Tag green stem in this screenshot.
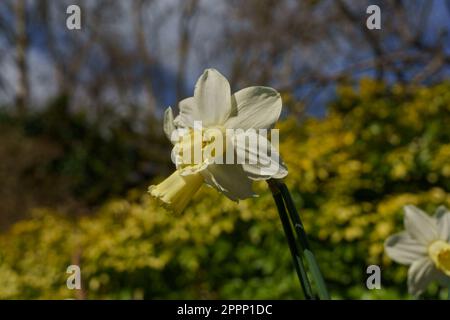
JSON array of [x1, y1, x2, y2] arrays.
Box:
[[273, 179, 331, 300], [280, 182, 330, 299], [269, 181, 315, 300]]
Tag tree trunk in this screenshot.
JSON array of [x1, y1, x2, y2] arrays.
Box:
[[14, 0, 29, 115]]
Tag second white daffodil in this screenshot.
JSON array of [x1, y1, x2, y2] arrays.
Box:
[[385, 205, 450, 296]]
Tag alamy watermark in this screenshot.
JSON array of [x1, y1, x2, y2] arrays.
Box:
[[65, 4, 380, 31], [366, 5, 381, 30], [169, 121, 282, 176], [66, 5, 81, 30], [366, 265, 381, 290], [66, 264, 81, 290]]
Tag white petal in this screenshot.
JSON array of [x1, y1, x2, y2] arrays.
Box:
[[434, 206, 450, 242], [407, 258, 436, 297], [194, 69, 232, 126], [174, 97, 197, 128], [200, 164, 256, 201], [384, 232, 426, 265], [404, 205, 438, 245], [225, 86, 282, 130], [163, 107, 175, 141], [233, 132, 288, 180]]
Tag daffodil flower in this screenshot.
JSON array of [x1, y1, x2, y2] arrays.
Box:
[[149, 68, 288, 214], [384, 205, 450, 296]]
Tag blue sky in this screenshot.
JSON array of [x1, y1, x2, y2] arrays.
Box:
[[0, 0, 449, 116]]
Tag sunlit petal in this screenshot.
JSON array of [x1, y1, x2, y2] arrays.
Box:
[[225, 86, 282, 130], [174, 97, 197, 128], [233, 132, 288, 180], [164, 107, 175, 141], [384, 232, 426, 265], [435, 206, 450, 242], [201, 164, 256, 201], [404, 205, 438, 245], [194, 69, 232, 126], [407, 258, 437, 297]]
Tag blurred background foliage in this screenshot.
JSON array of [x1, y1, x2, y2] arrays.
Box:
[[0, 96, 171, 227], [1, 0, 450, 299], [1, 79, 449, 299]]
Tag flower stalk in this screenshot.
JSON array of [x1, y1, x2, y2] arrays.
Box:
[[268, 179, 330, 300], [270, 182, 314, 299]]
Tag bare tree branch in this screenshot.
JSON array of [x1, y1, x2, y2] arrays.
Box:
[[14, 0, 29, 114]]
